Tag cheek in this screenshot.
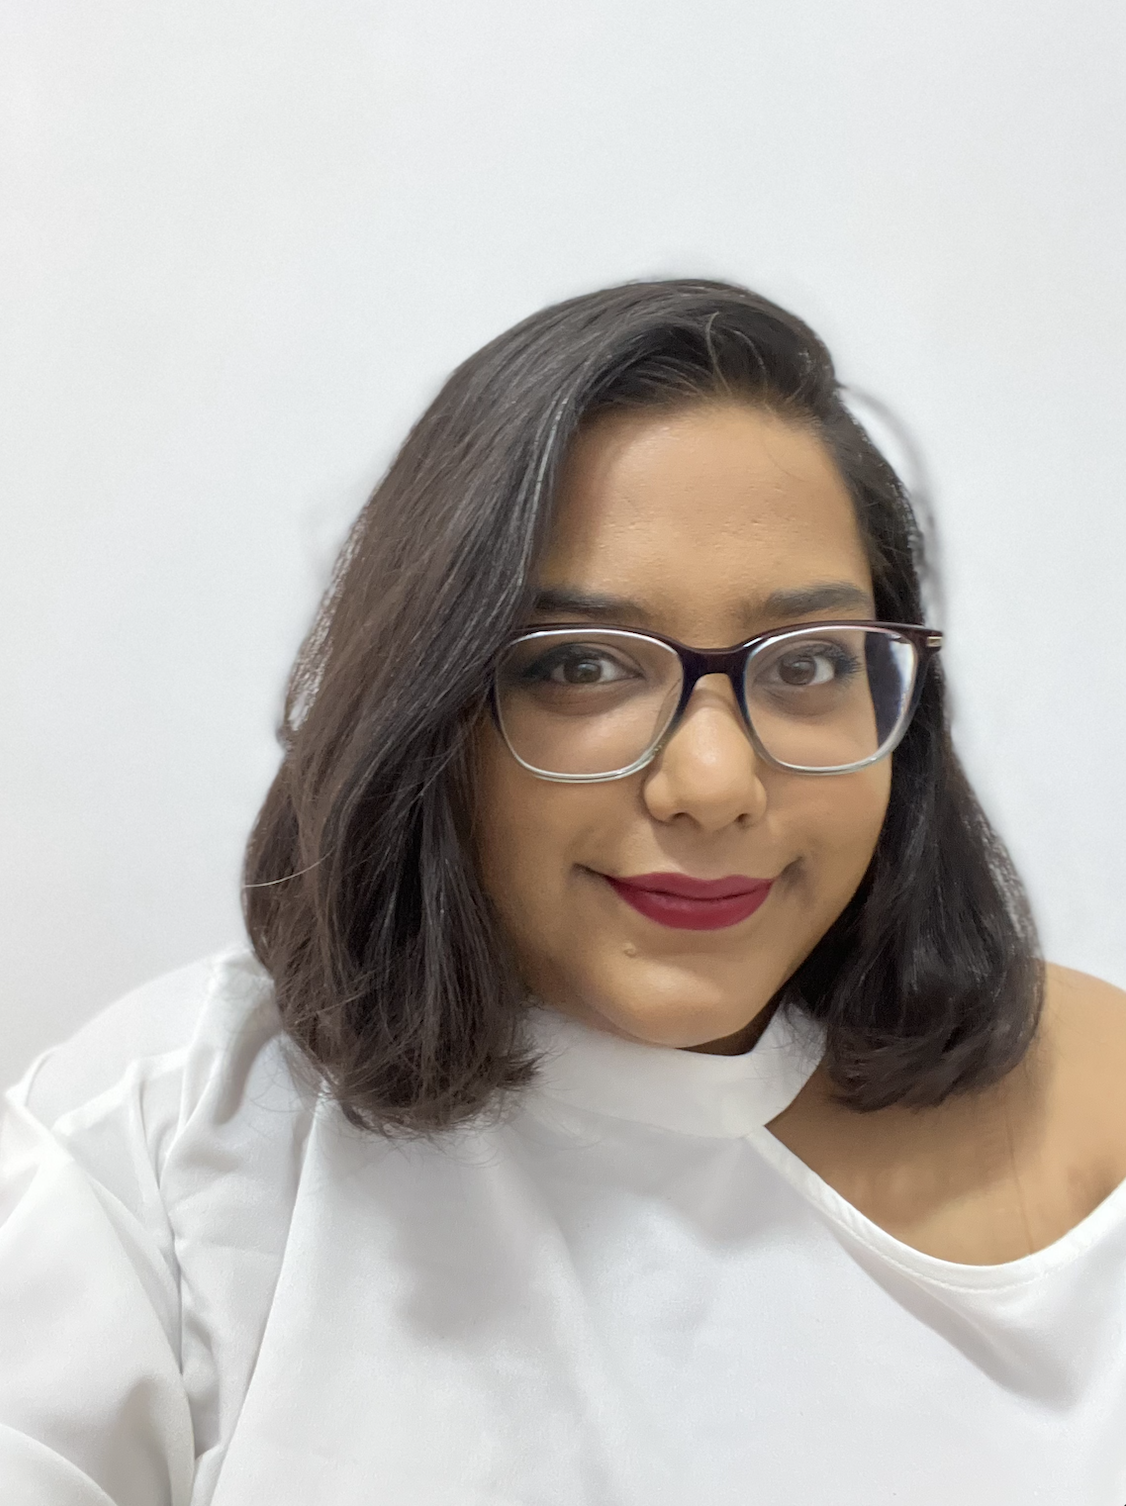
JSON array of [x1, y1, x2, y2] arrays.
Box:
[[471, 725, 601, 942], [795, 762, 891, 887]]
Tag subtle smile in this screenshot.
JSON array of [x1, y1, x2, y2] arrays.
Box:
[[600, 871, 775, 931]]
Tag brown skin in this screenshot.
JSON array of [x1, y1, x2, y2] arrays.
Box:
[[474, 402, 1126, 1263], [476, 403, 890, 1055]]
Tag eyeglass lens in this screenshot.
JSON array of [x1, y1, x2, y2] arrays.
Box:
[[495, 627, 918, 779]]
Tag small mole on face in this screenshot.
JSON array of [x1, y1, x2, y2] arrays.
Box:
[[623, 943, 638, 958]]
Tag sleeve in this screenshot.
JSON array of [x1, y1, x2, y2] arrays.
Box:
[[0, 1089, 196, 1506]]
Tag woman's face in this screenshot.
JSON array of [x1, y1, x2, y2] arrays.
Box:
[[473, 402, 890, 1054]]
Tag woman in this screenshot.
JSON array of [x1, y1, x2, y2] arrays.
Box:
[[3, 280, 1125, 1505]]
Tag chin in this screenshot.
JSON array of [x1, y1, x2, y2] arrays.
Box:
[[580, 964, 776, 1051]]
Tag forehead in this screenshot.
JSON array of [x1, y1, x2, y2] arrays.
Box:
[[540, 403, 873, 638]]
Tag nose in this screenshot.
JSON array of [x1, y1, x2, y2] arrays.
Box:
[[641, 673, 769, 830]]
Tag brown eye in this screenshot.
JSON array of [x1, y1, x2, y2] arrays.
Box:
[[559, 655, 609, 684], [521, 645, 640, 687], [776, 652, 823, 686]]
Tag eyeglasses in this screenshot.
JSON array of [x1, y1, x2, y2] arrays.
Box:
[[491, 620, 942, 782]]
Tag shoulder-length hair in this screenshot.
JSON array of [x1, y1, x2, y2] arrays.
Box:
[[243, 278, 1042, 1137]]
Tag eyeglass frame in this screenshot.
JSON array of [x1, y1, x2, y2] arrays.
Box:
[[490, 619, 944, 783]]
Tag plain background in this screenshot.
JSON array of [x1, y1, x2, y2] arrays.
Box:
[[3, 1, 1124, 1089]]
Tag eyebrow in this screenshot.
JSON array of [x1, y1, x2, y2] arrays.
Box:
[[756, 582, 875, 618], [531, 581, 874, 626], [532, 588, 654, 622]]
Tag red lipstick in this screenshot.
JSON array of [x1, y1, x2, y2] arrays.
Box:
[[602, 871, 774, 931]]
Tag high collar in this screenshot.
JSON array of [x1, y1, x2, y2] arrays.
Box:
[[525, 1002, 825, 1139]]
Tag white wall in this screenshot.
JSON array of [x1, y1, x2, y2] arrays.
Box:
[[3, 0, 1124, 1088]]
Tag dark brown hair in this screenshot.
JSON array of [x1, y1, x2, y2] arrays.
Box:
[[243, 278, 1042, 1136]]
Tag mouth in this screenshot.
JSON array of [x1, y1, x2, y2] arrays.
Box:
[[599, 871, 775, 931]]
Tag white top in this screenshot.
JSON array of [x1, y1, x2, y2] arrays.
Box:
[[2, 948, 1125, 1505]]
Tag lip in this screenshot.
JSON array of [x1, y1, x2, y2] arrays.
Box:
[[601, 871, 775, 931]]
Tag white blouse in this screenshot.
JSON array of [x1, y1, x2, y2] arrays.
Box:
[[2, 948, 1124, 1504]]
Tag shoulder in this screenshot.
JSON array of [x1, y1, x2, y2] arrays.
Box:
[[1040, 962, 1126, 1078], [13, 946, 280, 1128], [1036, 962, 1126, 1194], [767, 962, 1126, 1262], [1043, 960, 1126, 1025]]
